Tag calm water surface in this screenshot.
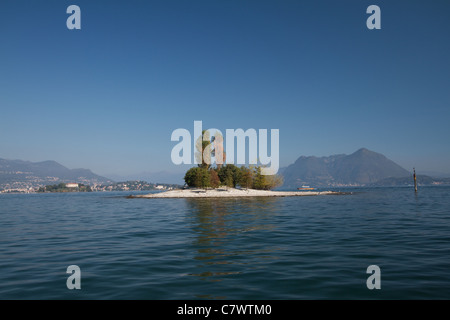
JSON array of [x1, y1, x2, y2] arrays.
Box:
[[1, 186, 449, 299]]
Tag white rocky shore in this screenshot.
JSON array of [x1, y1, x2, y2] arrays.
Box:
[[129, 187, 347, 198]]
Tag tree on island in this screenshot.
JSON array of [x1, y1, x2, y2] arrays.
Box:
[[252, 166, 266, 190], [184, 167, 211, 190], [184, 167, 202, 188], [199, 168, 211, 190], [218, 164, 241, 188], [183, 164, 283, 190], [195, 129, 227, 170], [240, 166, 253, 190], [260, 170, 283, 190], [209, 169, 221, 189], [184, 129, 282, 190]]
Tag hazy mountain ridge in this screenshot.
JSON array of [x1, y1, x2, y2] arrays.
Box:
[[0, 158, 113, 188], [281, 148, 412, 187], [2, 150, 448, 190]]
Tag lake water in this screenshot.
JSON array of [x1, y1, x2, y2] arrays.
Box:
[[1, 186, 449, 299]]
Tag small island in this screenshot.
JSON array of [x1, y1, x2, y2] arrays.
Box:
[[129, 132, 347, 198], [129, 187, 346, 198], [130, 131, 350, 199], [37, 183, 92, 193]]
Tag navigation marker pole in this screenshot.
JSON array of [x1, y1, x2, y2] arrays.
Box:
[[413, 168, 418, 192]]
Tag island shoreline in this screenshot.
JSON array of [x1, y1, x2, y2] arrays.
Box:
[[127, 188, 351, 199]]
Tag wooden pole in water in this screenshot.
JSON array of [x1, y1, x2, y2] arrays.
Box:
[[413, 168, 418, 192]]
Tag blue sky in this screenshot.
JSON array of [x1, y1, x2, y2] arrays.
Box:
[[1, 0, 449, 176]]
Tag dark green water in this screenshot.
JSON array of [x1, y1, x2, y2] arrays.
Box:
[[1, 186, 449, 299]]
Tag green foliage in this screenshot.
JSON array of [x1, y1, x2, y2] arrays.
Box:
[[199, 168, 211, 190], [209, 169, 220, 189], [251, 166, 283, 190], [184, 167, 201, 187], [185, 163, 282, 190], [263, 173, 284, 190], [252, 166, 266, 190], [184, 167, 211, 189], [224, 173, 233, 188], [239, 166, 253, 189], [218, 164, 241, 188]]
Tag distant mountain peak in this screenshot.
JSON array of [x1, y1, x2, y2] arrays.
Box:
[[355, 147, 370, 153], [352, 147, 382, 156], [282, 148, 409, 187]]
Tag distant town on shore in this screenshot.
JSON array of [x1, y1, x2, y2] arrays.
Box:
[[2, 181, 181, 194]]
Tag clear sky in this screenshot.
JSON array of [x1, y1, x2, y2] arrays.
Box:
[[1, 0, 449, 176]]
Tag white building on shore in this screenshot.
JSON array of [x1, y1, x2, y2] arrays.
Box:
[[66, 183, 79, 188]]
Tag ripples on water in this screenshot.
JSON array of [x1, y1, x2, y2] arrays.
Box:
[[0, 187, 449, 299]]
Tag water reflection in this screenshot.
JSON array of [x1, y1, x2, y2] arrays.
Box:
[[185, 197, 281, 287]]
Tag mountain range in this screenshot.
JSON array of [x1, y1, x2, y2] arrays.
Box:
[[280, 148, 412, 187], [0, 158, 112, 188], [2, 148, 448, 189]]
